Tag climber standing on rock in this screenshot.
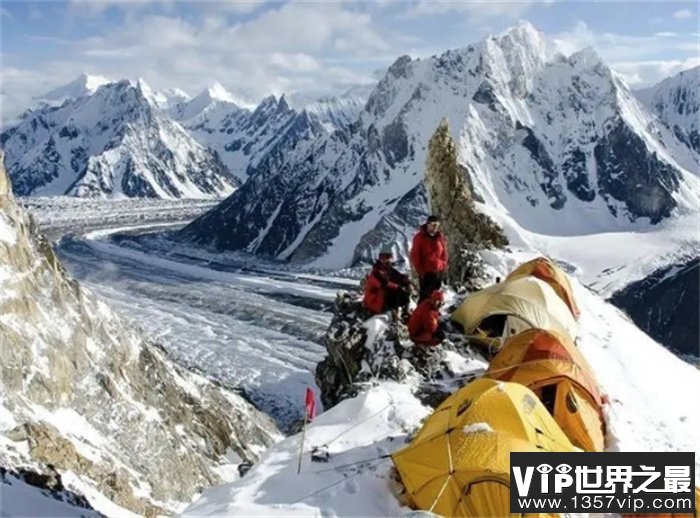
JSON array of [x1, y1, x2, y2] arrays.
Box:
[[410, 215, 448, 301], [363, 247, 412, 321], [408, 290, 446, 346]]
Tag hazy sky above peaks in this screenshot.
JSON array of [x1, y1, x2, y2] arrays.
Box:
[[1, 1, 698, 123]]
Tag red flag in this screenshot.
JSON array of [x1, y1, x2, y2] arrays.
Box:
[[304, 388, 316, 421]]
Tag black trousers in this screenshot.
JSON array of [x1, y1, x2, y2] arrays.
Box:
[[418, 271, 445, 302], [384, 287, 410, 312]]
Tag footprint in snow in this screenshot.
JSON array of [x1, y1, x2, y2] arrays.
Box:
[[344, 479, 360, 494], [320, 507, 338, 518]]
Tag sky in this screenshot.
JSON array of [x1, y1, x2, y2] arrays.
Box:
[[1, 0, 698, 123]]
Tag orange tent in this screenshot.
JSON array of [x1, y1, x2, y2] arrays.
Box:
[[506, 257, 581, 320], [485, 328, 605, 452]]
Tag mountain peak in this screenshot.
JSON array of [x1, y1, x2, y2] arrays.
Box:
[[36, 73, 111, 103], [569, 46, 604, 67], [205, 82, 238, 104], [490, 20, 548, 59], [499, 19, 542, 41]]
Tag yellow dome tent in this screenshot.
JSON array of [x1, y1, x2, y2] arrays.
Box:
[[486, 329, 605, 452], [450, 277, 578, 347], [391, 378, 580, 517], [506, 257, 581, 320]]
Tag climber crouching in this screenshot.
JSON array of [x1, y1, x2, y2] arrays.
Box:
[[408, 290, 447, 347], [363, 248, 412, 321]]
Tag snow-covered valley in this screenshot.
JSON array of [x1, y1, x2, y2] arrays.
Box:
[[25, 198, 337, 432]]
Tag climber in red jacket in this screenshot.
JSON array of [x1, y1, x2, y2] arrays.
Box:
[[410, 215, 448, 301], [408, 290, 446, 346], [363, 248, 411, 319]]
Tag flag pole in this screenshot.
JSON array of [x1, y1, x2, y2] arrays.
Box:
[[297, 412, 308, 474]]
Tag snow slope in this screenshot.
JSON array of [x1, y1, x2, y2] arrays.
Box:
[[0, 471, 101, 518], [184, 273, 700, 515]]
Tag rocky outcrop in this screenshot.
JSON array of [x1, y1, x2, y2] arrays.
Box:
[[425, 119, 508, 286], [315, 292, 486, 410], [610, 258, 699, 359], [0, 150, 280, 514]]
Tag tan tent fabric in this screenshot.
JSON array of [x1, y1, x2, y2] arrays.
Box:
[[392, 378, 579, 517], [506, 257, 581, 320], [486, 329, 605, 452], [451, 277, 578, 343]]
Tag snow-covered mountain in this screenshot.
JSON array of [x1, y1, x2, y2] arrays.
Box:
[[287, 84, 374, 131], [1, 79, 237, 199], [0, 151, 280, 515], [179, 21, 699, 269], [173, 88, 332, 182], [152, 86, 192, 111], [170, 83, 245, 124], [34, 73, 111, 106], [636, 66, 700, 153], [172, 83, 370, 183]]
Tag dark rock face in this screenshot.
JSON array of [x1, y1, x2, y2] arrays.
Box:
[[472, 80, 500, 111], [520, 125, 566, 209], [178, 108, 331, 256], [562, 148, 596, 202], [610, 258, 699, 359], [594, 121, 681, 223], [352, 185, 428, 268]]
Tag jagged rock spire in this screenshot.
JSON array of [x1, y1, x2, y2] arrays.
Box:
[[425, 119, 508, 286]]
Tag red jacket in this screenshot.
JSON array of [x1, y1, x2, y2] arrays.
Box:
[[363, 262, 410, 314], [410, 225, 448, 276], [408, 299, 441, 345]]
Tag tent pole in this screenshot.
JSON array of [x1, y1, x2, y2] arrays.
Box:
[[297, 413, 308, 474]]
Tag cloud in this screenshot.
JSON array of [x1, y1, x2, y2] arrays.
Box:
[[673, 9, 693, 19], [613, 57, 700, 87], [0, 66, 56, 127], [67, 0, 174, 17], [0, 5, 15, 20], [405, 0, 554, 20], [551, 21, 699, 86], [552, 21, 697, 60], [1, 2, 388, 123]]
